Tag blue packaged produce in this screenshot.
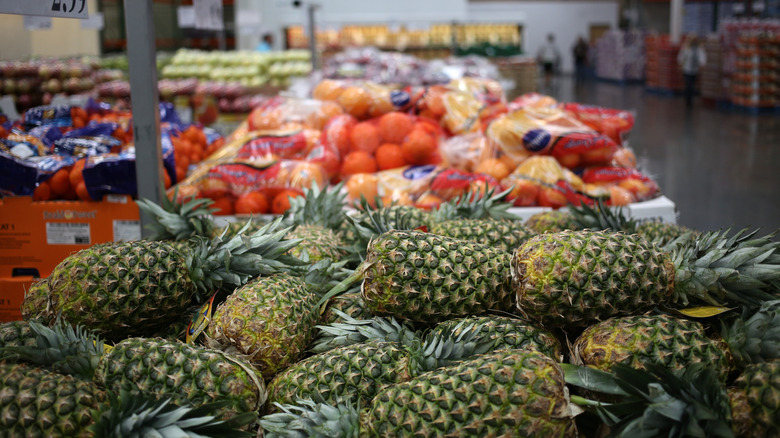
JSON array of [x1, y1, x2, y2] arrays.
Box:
[[81, 141, 176, 199], [53, 123, 122, 157], [23, 105, 72, 128], [27, 125, 64, 150], [0, 150, 74, 196]]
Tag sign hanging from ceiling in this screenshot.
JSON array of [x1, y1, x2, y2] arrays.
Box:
[[193, 0, 224, 31], [0, 0, 88, 19]]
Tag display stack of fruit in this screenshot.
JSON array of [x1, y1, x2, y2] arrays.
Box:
[[0, 57, 98, 112], [0, 102, 225, 201], [1, 184, 779, 436]]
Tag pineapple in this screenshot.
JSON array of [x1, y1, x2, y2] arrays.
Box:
[[635, 220, 700, 246], [313, 313, 561, 361], [728, 360, 780, 437], [267, 340, 414, 408], [334, 230, 515, 323], [320, 290, 372, 324], [203, 273, 320, 378], [268, 320, 497, 408], [2, 320, 267, 420], [0, 363, 107, 437], [0, 320, 36, 351], [573, 302, 780, 381], [284, 182, 348, 262], [428, 315, 563, 361], [23, 218, 304, 340], [430, 218, 535, 254], [262, 349, 578, 437], [287, 224, 345, 262], [512, 230, 674, 328], [572, 314, 733, 380], [524, 210, 580, 233], [512, 228, 780, 329]]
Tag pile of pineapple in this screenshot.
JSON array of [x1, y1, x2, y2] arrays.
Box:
[[1, 185, 779, 437]]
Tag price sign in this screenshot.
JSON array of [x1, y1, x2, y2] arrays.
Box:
[[193, 0, 223, 31], [0, 0, 88, 19]]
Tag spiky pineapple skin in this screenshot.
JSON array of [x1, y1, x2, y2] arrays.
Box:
[[0, 363, 106, 437], [512, 230, 675, 328], [635, 221, 699, 246], [93, 337, 265, 419], [524, 210, 580, 234], [0, 321, 36, 349], [573, 314, 733, 381], [362, 230, 514, 323], [428, 315, 562, 361], [729, 360, 780, 437], [430, 218, 535, 254], [268, 341, 413, 409], [288, 224, 346, 262], [20, 280, 51, 324], [205, 274, 319, 378], [321, 291, 373, 324], [23, 241, 196, 340], [383, 205, 432, 229], [366, 349, 577, 437]]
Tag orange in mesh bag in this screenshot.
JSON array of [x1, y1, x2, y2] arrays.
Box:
[[502, 156, 606, 208], [313, 79, 396, 120], [247, 96, 343, 131], [486, 105, 620, 169]]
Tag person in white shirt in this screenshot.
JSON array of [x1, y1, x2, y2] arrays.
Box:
[[537, 34, 561, 88], [677, 35, 707, 107]]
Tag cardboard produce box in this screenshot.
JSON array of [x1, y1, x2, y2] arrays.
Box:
[[0, 195, 141, 322]]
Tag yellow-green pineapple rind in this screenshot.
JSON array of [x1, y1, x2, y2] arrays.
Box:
[[728, 360, 780, 437], [288, 224, 347, 262], [430, 218, 536, 254], [25, 241, 196, 340], [94, 337, 265, 419], [573, 314, 734, 381], [0, 363, 107, 437], [205, 273, 320, 378], [267, 341, 412, 409], [428, 315, 563, 361], [362, 230, 514, 323], [366, 349, 577, 437], [321, 291, 373, 324], [512, 230, 675, 328]]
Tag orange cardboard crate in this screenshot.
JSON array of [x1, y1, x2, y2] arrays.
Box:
[[0, 195, 141, 322]]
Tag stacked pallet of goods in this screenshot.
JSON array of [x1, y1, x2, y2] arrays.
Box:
[[595, 30, 645, 83], [645, 34, 683, 93]]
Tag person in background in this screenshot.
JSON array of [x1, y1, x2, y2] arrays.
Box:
[[573, 36, 589, 84], [537, 33, 561, 88], [256, 33, 274, 52], [677, 35, 706, 108]]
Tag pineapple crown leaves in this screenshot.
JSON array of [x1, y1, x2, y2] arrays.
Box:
[[303, 258, 354, 296], [91, 390, 258, 438], [567, 198, 635, 233], [310, 311, 420, 354], [187, 217, 307, 294], [285, 182, 348, 230], [0, 319, 103, 381], [414, 321, 495, 372], [669, 227, 780, 308], [721, 299, 780, 368], [432, 185, 520, 222], [260, 399, 360, 438], [136, 190, 216, 241], [563, 363, 735, 438]]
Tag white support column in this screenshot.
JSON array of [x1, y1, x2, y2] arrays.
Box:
[[670, 0, 684, 44]]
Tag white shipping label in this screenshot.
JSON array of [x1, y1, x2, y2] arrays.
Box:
[[46, 223, 91, 245], [113, 220, 141, 242]]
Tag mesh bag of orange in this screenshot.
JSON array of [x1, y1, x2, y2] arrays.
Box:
[[312, 79, 397, 120], [580, 166, 660, 206], [486, 104, 621, 170], [247, 96, 344, 131], [501, 156, 606, 208], [561, 102, 635, 146], [323, 111, 444, 184]]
